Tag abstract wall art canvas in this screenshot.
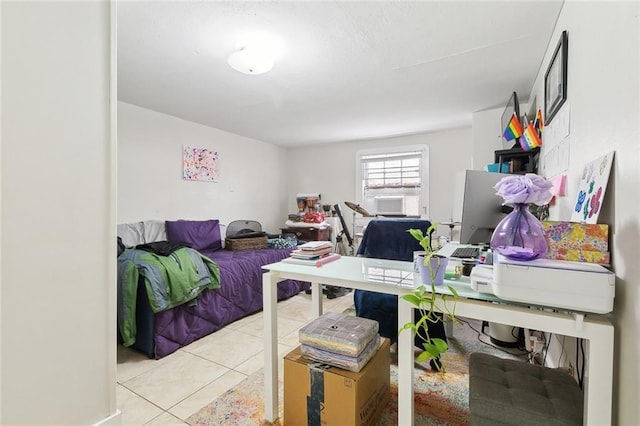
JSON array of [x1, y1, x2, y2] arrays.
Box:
[[570, 151, 614, 224], [183, 146, 219, 182]]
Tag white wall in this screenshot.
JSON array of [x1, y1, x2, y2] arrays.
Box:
[[472, 107, 504, 170], [1, 2, 118, 424], [118, 102, 289, 233], [285, 128, 473, 238], [530, 3, 640, 424]]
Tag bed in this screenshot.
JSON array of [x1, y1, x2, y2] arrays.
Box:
[[117, 219, 309, 359]]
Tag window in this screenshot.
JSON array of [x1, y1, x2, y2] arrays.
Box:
[[356, 146, 429, 217]]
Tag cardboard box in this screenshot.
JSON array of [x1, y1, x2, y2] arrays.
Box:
[[284, 338, 390, 426]]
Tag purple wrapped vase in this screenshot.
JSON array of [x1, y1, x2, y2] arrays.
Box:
[[490, 203, 548, 261]]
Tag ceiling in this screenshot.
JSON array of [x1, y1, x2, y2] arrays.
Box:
[[117, 1, 564, 148]]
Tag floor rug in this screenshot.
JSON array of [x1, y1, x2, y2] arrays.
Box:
[[187, 318, 526, 426]]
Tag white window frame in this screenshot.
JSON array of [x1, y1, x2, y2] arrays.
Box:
[[355, 145, 430, 218]]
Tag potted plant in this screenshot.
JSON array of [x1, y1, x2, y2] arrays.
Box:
[[407, 223, 448, 286], [401, 223, 459, 371]]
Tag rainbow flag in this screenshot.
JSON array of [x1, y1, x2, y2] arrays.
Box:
[[503, 113, 523, 141], [520, 121, 542, 150], [533, 107, 544, 137]]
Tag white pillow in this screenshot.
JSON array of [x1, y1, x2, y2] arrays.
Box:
[[117, 222, 145, 247], [219, 223, 227, 248], [143, 220, 167, 243]]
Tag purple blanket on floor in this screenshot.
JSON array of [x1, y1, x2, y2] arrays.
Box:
[[151, 247, 308, 358]]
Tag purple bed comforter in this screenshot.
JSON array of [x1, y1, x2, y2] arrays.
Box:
[[149, 247, 309, 359]]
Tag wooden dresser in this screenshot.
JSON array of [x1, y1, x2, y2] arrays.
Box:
[[280, 226, 331, 241]]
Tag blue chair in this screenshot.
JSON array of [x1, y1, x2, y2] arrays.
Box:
[[354, 218, 448, 367]]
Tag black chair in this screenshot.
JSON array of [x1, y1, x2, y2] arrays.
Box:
[[353, 218, 448, 368]]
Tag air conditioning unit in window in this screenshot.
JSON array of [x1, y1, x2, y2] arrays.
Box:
[[374, 196, 405, 216]]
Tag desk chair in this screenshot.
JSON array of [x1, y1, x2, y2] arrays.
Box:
[[354, 218, 448, 369]]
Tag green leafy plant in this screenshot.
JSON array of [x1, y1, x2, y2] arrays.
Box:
[[401, 223, 459, 372], [399, 284, 459, 371], [407, 222, 438, 257], [407, 222, 447, 282]]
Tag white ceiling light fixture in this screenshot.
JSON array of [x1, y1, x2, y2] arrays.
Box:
[[228, 45, 274, 75], [228, 32, 283, 76]]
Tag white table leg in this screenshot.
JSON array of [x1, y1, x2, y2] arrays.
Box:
[[311, 281, 322, 318], [583, 323, 614, 425], [263, 272, 278, 423], [397, 296, 414, 426], [445, 316, 454, 337]]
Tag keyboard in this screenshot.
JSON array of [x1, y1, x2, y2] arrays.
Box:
[[450, 246, 481, 259]]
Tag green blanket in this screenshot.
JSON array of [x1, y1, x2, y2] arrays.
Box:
[[117, 247, 220, 347]]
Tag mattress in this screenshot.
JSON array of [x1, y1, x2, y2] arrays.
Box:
[[130, 246, 309, 359]]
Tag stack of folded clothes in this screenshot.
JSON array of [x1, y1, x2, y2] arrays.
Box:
[[298, 312, 381, 372]]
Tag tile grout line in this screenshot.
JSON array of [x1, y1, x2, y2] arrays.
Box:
[[117, 292, 355, 424]]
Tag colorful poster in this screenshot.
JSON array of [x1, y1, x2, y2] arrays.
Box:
[[570, 151, 614, 224], [182, 146, 219, 182]]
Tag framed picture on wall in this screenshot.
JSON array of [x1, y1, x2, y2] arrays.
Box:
[[544, 30, 568, 126], [182, 146, 220, 182]]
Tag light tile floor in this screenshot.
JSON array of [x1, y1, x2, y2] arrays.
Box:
[[117, 290, 356, 425]]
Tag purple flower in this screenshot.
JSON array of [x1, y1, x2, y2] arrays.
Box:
[[494, 173, 553, 206]]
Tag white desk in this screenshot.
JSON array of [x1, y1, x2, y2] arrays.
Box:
[[262, 256, 614, 425]]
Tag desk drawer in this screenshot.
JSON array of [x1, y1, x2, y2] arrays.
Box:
[[281, 227, 330, 241]]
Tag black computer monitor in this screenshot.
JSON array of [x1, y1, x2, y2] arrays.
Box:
[[501, 91, 520, 149], [458, 170, 511, 245]]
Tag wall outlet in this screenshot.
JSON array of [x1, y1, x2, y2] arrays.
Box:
[[557, 366, 572, 375], [531, 336, 545, 354], [527, 335, 547, 366], [556, 363, 575, 377]]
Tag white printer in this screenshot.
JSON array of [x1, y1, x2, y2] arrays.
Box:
[[470, 254, 615, 314]]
